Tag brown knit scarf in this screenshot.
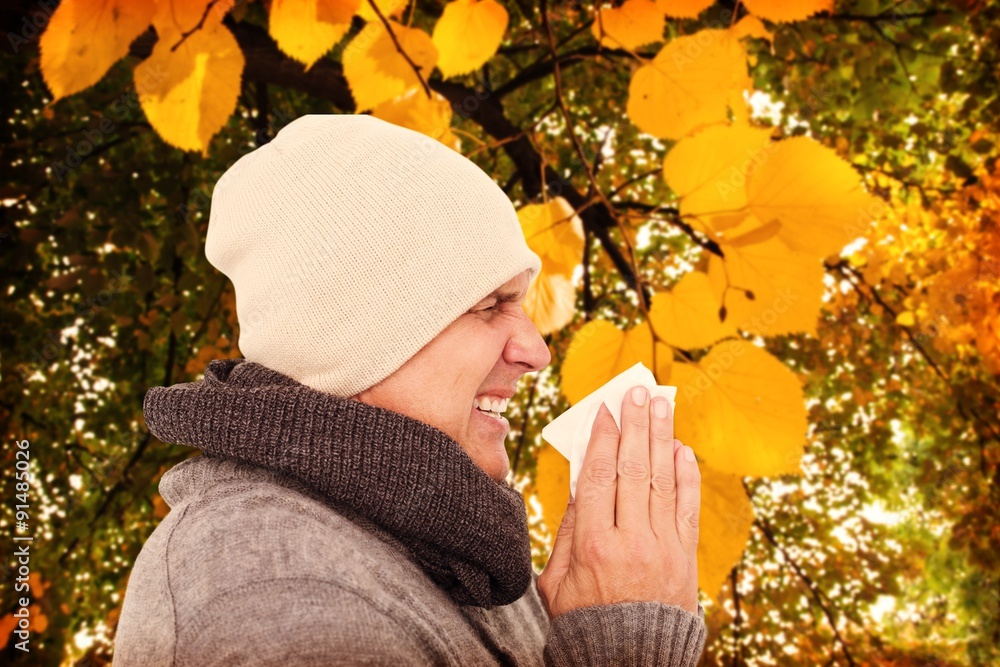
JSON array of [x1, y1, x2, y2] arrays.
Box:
[[142, 358, 533, 609]]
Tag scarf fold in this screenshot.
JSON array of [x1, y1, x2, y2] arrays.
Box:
[[143, 358, 533, 608]]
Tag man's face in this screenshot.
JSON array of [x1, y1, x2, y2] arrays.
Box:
[[352, 269, 551, 482]]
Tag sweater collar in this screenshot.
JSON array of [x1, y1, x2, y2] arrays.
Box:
[[143, 358, 533, 608]]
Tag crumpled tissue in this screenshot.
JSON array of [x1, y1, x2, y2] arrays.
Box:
[[541, 362, 676, 501]]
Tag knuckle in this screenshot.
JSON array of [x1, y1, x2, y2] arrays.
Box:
[[680, 504, 700, 533], [618, 458, 650, 481], [650, 471, 677, 498], [622, 536, 657, 567], [651, 423, 673, 444], [581, 533, 612, 563], [585, 458, 618, 487]]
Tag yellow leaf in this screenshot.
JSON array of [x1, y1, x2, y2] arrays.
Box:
[[433, 0, 509, 78], [896, 311, 916, 326], [534, 442, 571, 539], [153, 0, 227, 29], [317, 0, 361, 23], [746, 137, 879, 259], [523, 270, 577, 336], [40, 0, 155, 99], [743, 0, 834, 23], [654, 0, 714, 19], [269, 0, 360, 69], [135, 20, 244, 154], [698, 465, 754, 601], [725, 215, 781, 247], [627, 29, 750, 140], [343, 20, 439, 112], [357, 0, 408, 21], [707, 219, 825, 336], [662, 124, 774, 232], [561, 319, 672, 405], [592, 0, 664, 51], [518, 197, 585, 278], [648, 271, 737, 349], [731, 15, 773, 41], [672, 341, 806, 476], [371, 86, 461, 151]]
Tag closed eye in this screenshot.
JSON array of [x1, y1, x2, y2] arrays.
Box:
[[472, 290, 524, 314]]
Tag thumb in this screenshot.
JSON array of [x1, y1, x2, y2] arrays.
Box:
[[543, 500, 576, 577]]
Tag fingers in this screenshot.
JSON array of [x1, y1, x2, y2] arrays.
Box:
[[673, 443, 701, 557], [574, 402, 620, 534], [615, 386, 653, 533], [648, 400, 677, 540]]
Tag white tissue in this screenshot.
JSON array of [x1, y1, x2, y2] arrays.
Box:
[[541, 362, 676, 501]]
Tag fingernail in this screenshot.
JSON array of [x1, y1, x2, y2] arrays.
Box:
[[630, 386, 647, 406], [653, 398, 668, 419], [683, 446, 696, 462]]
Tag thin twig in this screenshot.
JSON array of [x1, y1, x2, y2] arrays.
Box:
[[366, 0, 432, 99], [615, 201, 724, 257], [170, 0, 224, 52], [540, 0, 649, 315], [755, 515, 858, 667]]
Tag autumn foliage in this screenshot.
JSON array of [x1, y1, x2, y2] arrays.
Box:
[[2, 0, 999, 665]]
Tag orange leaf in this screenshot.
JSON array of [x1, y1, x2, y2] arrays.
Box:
[[40, 0, 155, 99]]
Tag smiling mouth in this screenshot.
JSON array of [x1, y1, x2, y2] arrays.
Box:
[[471, 405, 510, 433], [475, 406, 503, 420]]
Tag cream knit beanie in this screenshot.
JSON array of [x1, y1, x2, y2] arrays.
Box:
[[205, 114, 542, 397]]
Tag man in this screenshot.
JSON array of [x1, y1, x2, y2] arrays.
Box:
[[113, 114, 706, 665]]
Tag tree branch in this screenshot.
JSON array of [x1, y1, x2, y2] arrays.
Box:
[[129, 19, 647, 319], [365, 0, 431, 99], [541, 0, 652, 311], [755, 515, 857, 667], [614, 201, 724, 257]]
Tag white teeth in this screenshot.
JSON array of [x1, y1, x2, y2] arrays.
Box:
[[473, 395, 509, 414]]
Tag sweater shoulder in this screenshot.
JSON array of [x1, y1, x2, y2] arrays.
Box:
[[161, 456, 434, 597], [115, 456, 547, 666], [115, 457, 463, 665]]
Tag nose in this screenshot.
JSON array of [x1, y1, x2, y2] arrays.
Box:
[[505, 310, 552, 372]]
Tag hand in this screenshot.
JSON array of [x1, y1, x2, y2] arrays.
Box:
[[537, 385, 701, 618]]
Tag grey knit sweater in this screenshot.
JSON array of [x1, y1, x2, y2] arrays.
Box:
[[113, 359, 707, 666]]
